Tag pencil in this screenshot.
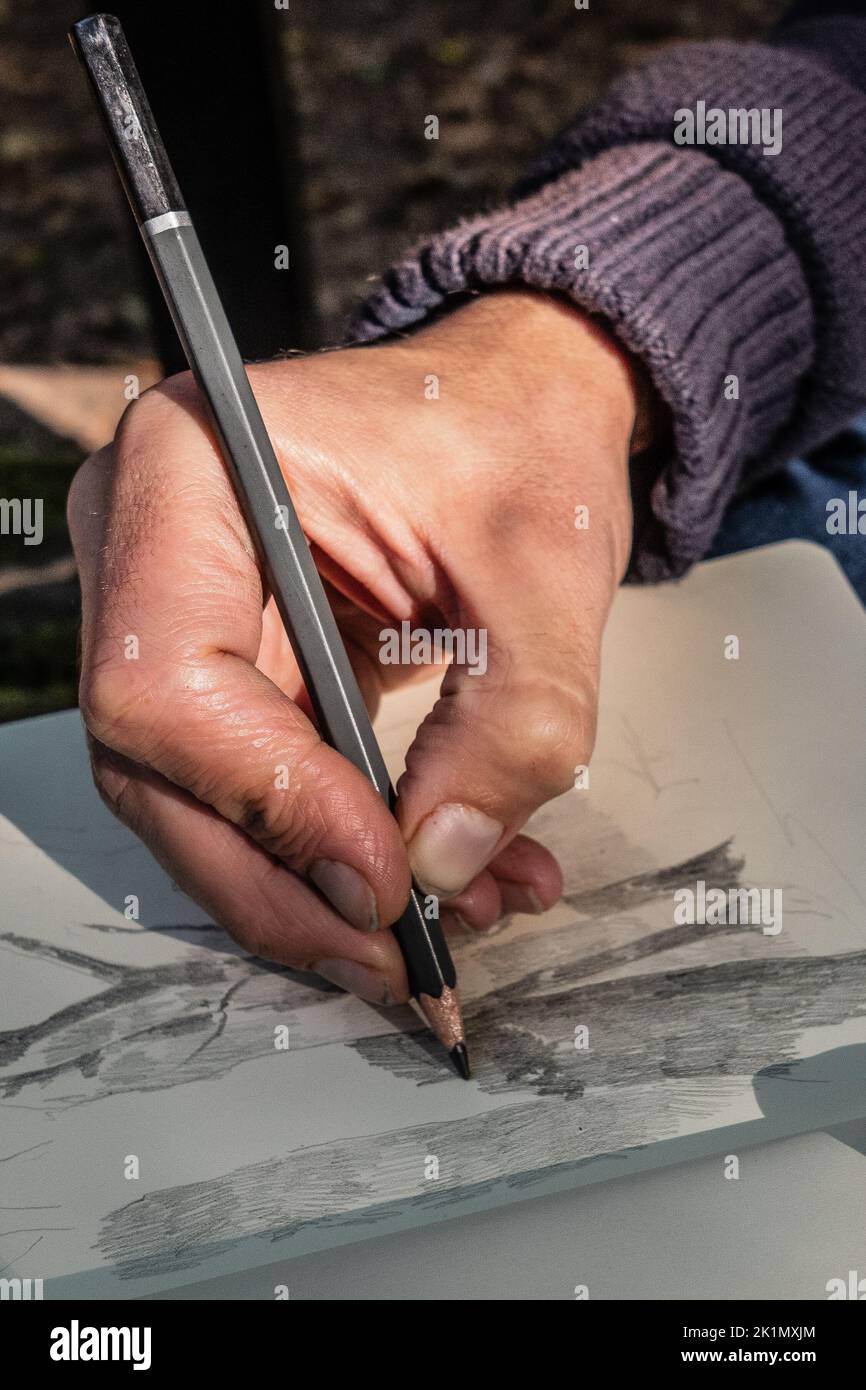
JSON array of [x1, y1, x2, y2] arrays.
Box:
[[69, 13, 470, 1080]]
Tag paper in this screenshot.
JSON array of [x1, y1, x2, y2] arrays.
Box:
[[1, 541, 864, 1297]]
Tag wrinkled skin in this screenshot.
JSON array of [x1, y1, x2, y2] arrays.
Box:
[[67, 291, 641, 1003]]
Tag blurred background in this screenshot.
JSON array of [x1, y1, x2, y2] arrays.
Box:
[[0, 0, 786, 723]]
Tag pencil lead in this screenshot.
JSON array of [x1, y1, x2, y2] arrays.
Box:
[[416, 985, 469, 1074], [450, 1042, 471, 1080]]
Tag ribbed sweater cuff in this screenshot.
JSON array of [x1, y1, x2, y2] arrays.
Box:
[[348, 142, 811, 581], [349, 30, 866, 580]]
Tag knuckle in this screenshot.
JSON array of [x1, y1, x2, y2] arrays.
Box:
[[88, 737, 138, 825], [78, 658, 160, 750], [115, 371, 196, 447], [235, 776, 329, 867], [66, 458, 95, 537], [78, 666, 122, 743], [66, 449, 110, 546], [507, 679, 597, 798]]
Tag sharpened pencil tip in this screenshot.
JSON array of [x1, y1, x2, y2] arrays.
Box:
[[450, 1042, 471, 1080]]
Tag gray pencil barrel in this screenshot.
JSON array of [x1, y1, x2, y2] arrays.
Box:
[[143, 218, 453, 996], [70, 13, 458, 1006], [144, 217, 391, 793]]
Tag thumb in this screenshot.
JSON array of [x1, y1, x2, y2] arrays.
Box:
[[395, 546, 609, 900]]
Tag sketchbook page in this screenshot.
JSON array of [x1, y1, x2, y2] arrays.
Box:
[[142, 1131, 866, 1301], [1, 540, 864, 1298]]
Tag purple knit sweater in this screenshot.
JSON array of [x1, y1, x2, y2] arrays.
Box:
[[348, 10, 866, 581]]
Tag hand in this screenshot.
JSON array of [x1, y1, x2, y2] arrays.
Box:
[[68, 290, 641, 1004]]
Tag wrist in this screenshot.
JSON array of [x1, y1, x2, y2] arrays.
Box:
[[400, 289, 655, 458], [386, 290, 641, 583]]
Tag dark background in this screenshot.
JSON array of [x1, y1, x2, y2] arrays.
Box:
[[0, 0, 787, 722]]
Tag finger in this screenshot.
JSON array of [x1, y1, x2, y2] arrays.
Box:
[[442, 870, 502, 932], [68, 381, 411, 933], [486, 832, 564, 909], [88, 738, 410, 1003], [498, 880, 548, 918], [257, 591, 384, 723], [396, 525, 610, 900], [444, 833, 563, 930]]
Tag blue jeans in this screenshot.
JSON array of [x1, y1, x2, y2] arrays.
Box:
[[709, 418, 866, 604]]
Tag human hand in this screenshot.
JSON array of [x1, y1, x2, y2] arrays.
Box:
[[68, 290, 643, 1003]]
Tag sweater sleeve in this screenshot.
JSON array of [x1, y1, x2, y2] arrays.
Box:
[[346, 21, 866, 582]]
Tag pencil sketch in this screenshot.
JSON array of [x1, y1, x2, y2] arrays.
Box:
[[0, 837, 743, 1106], [82, 843, 866, 1284], [1, 819, 863, 1289], [1, 544, 864, 1295]]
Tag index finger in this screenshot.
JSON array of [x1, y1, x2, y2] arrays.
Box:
[[68, 375, 412, 932]]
